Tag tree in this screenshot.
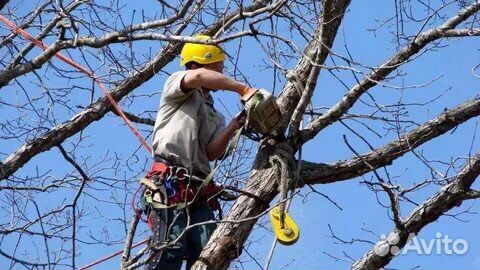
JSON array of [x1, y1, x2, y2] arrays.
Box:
[[1, 0, 479, 269]]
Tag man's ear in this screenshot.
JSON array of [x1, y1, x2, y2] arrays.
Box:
[[188, 62, 200, 70]]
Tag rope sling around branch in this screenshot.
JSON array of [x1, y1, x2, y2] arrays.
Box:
[[264, 125, 304, 269], [268, 143, 301, 246]]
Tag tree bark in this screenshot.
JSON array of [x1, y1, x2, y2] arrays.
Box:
[[0, 0, 9, 11]]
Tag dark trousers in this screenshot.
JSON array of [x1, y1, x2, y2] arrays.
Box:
[[148, 203, 217, 270]]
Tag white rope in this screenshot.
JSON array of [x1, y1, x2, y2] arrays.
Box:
[[269, 143, 296, 218], [264, 122, 303, 270]]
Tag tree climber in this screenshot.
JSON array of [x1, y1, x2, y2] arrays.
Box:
[[142, 35, 259, 270]]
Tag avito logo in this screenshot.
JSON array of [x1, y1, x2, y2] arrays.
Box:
[[374, 232, 468, 256]]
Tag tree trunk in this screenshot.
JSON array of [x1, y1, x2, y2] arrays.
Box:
[[191, 147, 280, 270]]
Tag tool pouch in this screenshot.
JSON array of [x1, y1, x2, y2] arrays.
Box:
[[244, 89, 283, 135]]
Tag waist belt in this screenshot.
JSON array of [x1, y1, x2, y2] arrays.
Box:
[[141, 161, 222, 210], [153, 155, 208, 180]]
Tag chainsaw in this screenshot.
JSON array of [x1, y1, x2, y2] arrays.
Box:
[[242, 88, 283, 136]]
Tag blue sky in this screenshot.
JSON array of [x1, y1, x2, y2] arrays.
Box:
[[1, 0, 479, 269]]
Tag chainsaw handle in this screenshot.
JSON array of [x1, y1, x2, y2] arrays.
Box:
[[237, 109, 247, 119]]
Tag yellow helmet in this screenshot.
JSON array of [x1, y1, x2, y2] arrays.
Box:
[[180, 35, 226, 66]]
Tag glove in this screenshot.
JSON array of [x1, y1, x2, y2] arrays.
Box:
[[240, 86, 258, 103]]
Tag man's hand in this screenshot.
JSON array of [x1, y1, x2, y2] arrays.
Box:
[[240, 87, 258, 103], [227, 110, 247, 131], [206, 111, 246, 161]]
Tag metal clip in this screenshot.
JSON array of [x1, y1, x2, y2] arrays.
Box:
[[164, 173, 176, 198], [175, 167, 188, 180]]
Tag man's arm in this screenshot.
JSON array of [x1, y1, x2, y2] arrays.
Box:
[[205, 115, 245, 161], [181, 68, 255, 100]]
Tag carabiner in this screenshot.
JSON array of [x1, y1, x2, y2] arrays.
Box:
[[164, 174, 176, 197]]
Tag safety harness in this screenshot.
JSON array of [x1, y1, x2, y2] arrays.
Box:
[[140, 162, 224, 220], [140, 161, 228, 267], [140, 88, 284, 209]]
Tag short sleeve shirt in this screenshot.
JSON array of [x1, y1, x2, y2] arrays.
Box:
[[152, 71, 226, 175]]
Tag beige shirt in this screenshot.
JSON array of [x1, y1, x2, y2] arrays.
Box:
[[152, 71, 226, 175]]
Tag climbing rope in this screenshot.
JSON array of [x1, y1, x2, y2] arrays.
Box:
[[269, 143, 297, 220], [264, 124, 304, 269], [78, 239, 148, 270], [0, 14, 153, 269]]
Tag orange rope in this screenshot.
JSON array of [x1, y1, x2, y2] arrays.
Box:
[[0, 14, 153, 154]]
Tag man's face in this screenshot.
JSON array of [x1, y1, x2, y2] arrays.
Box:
[[204, 61, 225, 74]]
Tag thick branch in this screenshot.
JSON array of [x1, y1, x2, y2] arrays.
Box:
[[443, 28, 480, 37], [300, 98, 480, 185], [463, 189, 480, 199]]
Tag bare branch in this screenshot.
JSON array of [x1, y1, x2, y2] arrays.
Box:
[[295, 1, 480, 148], [276, 0, 352, 133], [352, 152, 480, 270], [443, 28, 480, 37], [300, 98, 480, 185]]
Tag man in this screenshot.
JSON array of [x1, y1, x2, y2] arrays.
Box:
[[145, 35, 258, 270]]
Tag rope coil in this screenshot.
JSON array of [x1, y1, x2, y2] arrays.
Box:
[[268, 143, 297, 223]]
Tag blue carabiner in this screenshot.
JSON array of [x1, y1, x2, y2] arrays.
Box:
[[164, 174, 176, 197]]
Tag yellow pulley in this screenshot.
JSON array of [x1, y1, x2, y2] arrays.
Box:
[[269, 205, 300, 245]]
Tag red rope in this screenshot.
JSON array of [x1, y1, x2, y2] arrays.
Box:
[[0, 15, 152, 268], [132, 184, 148, 222], [78, 238, 149, 270], [0, 14, 153, 154]]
